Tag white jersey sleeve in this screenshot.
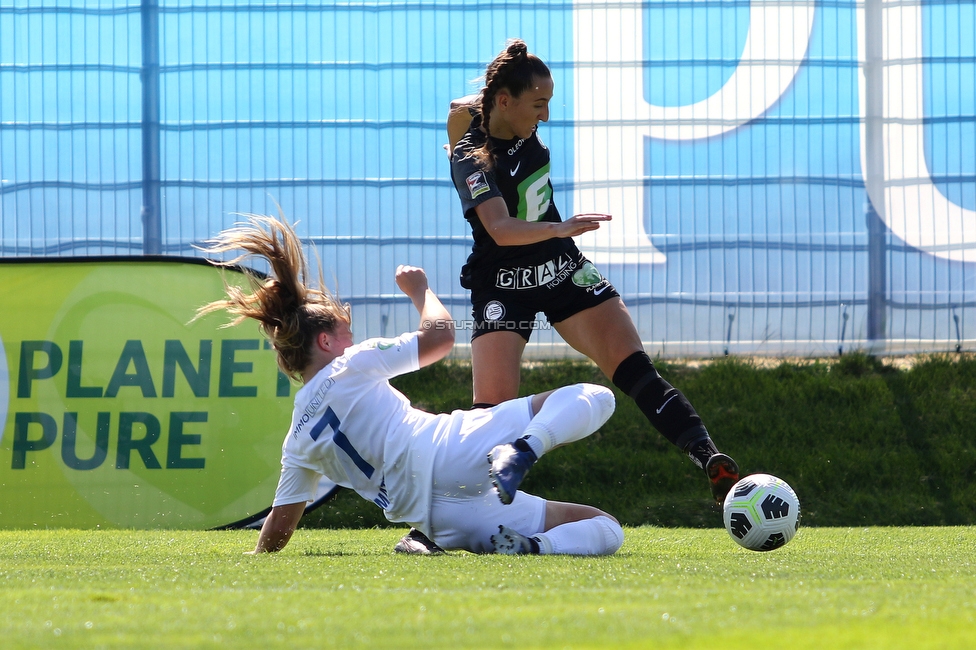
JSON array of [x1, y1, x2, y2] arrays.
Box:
[[344, 331, 420, 380], [272, 464, 320, 507]]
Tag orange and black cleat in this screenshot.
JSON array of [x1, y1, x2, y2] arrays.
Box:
[[705, 453, 740, 504]]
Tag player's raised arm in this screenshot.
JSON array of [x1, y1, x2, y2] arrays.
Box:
[[447, 94, 479, 153], [395, 265, 454, 367]]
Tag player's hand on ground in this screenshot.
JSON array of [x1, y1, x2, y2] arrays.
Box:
[[557, 213, 612, 238], [395, 265, 430, 300]]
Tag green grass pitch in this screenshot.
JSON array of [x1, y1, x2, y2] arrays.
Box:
[[2, 527, 974, 648]]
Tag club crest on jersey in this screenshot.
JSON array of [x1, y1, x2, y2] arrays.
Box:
[[362, 339, 399, 351], [466, 171, 490, 199]]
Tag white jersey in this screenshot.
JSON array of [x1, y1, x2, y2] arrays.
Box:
[[272, 331, 464, 529]]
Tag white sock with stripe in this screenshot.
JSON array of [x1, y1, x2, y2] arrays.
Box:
[[521, 383, 615, 458]]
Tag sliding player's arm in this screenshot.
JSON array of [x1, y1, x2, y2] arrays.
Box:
[[247, 502, 305, 554]]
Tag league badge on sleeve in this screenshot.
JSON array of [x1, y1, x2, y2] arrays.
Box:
[[466, 171, 490, 199]]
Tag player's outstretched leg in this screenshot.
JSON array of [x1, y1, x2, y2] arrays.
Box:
[[488, 383, 614, 505], [611, 351, 740, 502], [491, 516, 623, 556]]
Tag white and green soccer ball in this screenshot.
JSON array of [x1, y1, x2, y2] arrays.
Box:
[[723, 474, 800, 551]]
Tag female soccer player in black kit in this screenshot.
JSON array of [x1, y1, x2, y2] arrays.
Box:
[[395, 39, 740, 555]]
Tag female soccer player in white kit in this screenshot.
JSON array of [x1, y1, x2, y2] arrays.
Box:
[[197, 214, 624, 556]]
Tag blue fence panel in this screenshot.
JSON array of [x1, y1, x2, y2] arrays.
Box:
[[1, 0, 975, 357], [0, 2, 143, 255]]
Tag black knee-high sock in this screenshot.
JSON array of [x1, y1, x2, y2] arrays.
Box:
[[611, 351, 718, 468]]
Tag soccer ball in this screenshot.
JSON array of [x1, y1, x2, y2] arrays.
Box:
[[723, 474, 800, 551]]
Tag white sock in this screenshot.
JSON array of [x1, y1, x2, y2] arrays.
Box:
[[521, 384, 615, 457], [533, 516, 624, 556]]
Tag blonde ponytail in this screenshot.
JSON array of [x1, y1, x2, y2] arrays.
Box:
[[195, 213, 350, 381]]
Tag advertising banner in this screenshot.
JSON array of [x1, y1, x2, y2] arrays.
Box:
[[0, 258, 335, 529]]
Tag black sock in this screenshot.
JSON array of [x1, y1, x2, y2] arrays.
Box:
[[612, 351, 717, 465]]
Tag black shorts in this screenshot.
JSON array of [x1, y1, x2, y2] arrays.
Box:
[[468, 254, 620, 342]]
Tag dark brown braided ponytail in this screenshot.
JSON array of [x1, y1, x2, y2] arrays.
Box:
[[471, 39, 551, 169]]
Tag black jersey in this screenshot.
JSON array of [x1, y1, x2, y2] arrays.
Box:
[[450, 113, 579, 291]]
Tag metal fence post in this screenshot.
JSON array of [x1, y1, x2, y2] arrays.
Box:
[[864, 0, 887, 344], [141, 0, 162, 255]]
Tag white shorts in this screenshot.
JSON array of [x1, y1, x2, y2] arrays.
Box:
[[427, 396, 547, 553]]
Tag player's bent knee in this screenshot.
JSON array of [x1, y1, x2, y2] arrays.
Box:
[[594, 515, 625, 555], [582, 383, 616, 429]]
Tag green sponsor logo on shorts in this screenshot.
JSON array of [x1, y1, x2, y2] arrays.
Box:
[[572, 262, 604, 288]]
